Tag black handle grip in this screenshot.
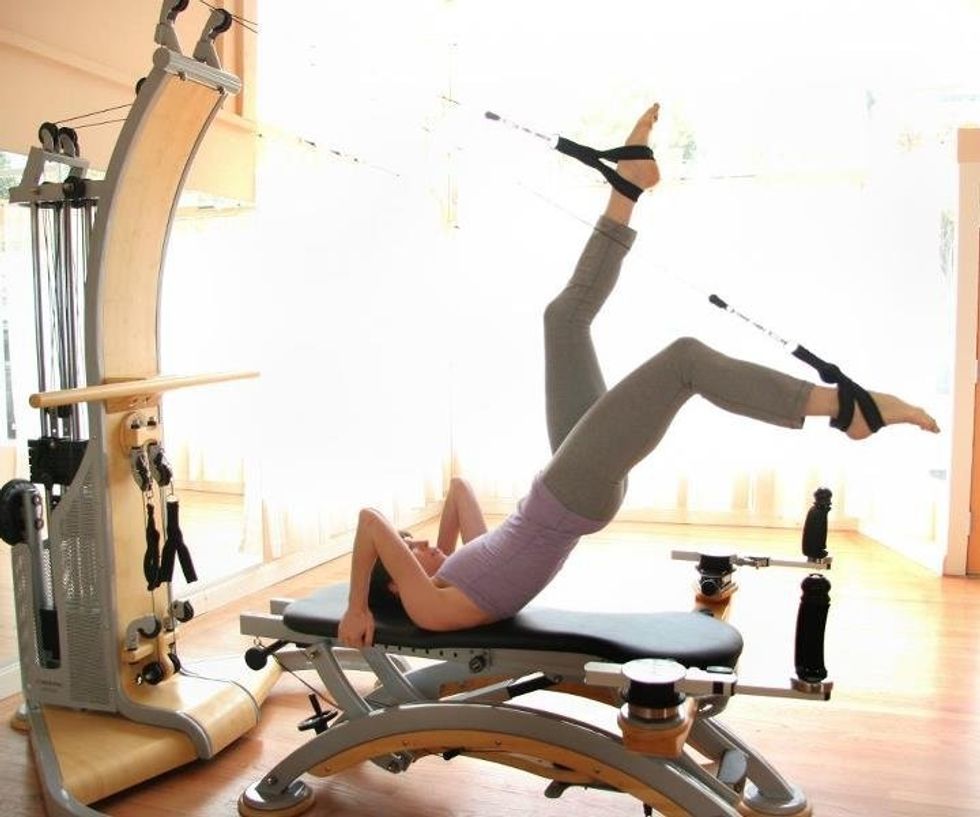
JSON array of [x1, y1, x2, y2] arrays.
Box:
[[245, 639, 287, 671], [801, 488, 832, 560], [164, 499, 197, 584], [794, 574, 831, 683]]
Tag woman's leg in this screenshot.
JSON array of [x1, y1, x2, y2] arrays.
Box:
[[542, 337, 815, 521], [435, 477, 487, 554], [543, 217, 636, 452], [541, 336, 939, 521], [543, 104, 661, 453], [538, 103, 938, 523]]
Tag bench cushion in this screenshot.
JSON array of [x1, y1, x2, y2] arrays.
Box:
[[284, 583, 743, 668]]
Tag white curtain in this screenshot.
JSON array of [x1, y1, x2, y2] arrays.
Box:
[[158, 0, 975, 568], [444, 0, 960, 550], [162, 1, 454, 563]]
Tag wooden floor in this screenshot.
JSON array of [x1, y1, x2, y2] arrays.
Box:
[[2, 518, 979, 817]]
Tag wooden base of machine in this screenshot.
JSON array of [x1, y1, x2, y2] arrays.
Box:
[[303, 728, 695, 817], [37, 705, 198, 805], [21, 660, 280, 806]]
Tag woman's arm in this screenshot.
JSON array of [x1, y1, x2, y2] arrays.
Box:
[[340, 506, 491, 643], [435, 476, 487, 555], [340, 508, 439, 647]]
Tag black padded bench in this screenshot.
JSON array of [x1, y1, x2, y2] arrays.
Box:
[[284, 582, 744, 668]]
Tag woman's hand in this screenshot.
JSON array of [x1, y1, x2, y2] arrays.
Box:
[[338, 606, 375, 648]]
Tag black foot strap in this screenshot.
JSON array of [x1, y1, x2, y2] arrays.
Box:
[[554, 138, 653, 201], [159, 499, 198, 584], [792, 345, 884, 433]]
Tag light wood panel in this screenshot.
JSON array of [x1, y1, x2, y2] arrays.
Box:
[[40, 707, 197, 806], [970, 215, 980, 571], [98, 74, 221, 381], [52, 659, 279, 805], [971, 377, 980, 573], [29, 371, 259, 410], [2, 516, 979, 817], [955, 128, 980, 574]]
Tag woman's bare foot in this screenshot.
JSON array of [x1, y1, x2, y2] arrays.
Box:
[[845, 391, 941, 440], [620, 103, 661, 190], [805, 385, 940, 439], [604, 103, 661, 225]]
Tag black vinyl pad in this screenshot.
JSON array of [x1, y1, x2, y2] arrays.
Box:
[[284, 583, 743, 669]]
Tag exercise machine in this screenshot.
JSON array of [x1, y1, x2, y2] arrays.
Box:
[[238, 491, 836, 817], [2, 4, 276, 815]]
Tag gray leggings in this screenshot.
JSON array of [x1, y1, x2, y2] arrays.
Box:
[[540, 217, 813, 522]]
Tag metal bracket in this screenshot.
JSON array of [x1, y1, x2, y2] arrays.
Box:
[[155, 0, 188, 53], [192, 9, 233, 68]]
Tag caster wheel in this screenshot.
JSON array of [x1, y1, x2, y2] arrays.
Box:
[[238, 780, 314, 817]]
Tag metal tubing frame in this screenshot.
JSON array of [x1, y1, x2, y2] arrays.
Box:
[[246, 700, 744, 817], [21, 704, 108, 817], [241, 605, 812, 817]]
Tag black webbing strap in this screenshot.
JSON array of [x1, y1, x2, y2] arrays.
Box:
[[792, 345, 884, 433], [159, 499, 198, 584], [144, 502, 161, 591], [554, 138, 653, 201]]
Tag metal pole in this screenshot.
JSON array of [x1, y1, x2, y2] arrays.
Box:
[[62, 205, 82, 438], [61, 203, 75, 439], [29, 204, 49, 438]]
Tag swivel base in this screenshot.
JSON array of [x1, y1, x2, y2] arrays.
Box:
[[239, 780, 315, 817], [738, 783, 811, 816]]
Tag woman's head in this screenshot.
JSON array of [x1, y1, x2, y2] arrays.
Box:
[[369, 535, 445, 601], [408, 541, 446, 577]]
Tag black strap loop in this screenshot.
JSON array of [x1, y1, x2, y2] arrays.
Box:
[[144, 502, 161, 590], [554, 137, 653, 201], [159, 499, 198, 584], [792, 345, 884, 433]]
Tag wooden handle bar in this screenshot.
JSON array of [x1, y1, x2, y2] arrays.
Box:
[[29, 370, 259, 409]]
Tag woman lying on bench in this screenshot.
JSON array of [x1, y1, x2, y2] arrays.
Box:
[[339, 102, 939, 647]]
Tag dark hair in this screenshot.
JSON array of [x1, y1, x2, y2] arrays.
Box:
[[367, 529, 414, 611], [369, 560, 394, 597], [367, 559, 403, 612]]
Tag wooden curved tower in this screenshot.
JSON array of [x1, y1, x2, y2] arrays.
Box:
[[8, 6, 276, 816]]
